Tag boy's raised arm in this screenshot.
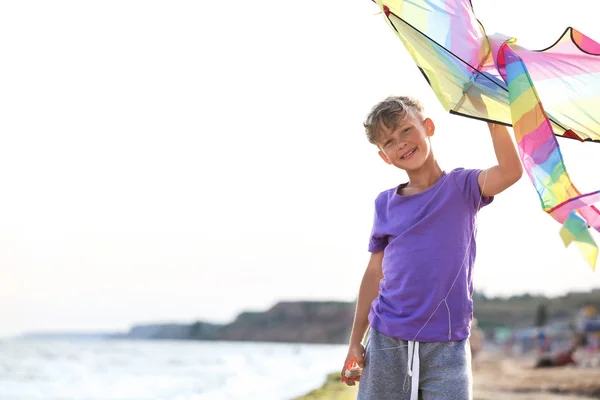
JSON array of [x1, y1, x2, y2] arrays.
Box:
[[478, 122, 523, 197]]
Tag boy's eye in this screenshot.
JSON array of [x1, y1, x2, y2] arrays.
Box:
[[402, 128, 411, 134], [385, 140, 393, 147]]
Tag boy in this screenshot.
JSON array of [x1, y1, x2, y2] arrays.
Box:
[[342, 96, 522, 399]]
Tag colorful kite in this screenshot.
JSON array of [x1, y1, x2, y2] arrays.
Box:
[[373, 0, 600, 269]]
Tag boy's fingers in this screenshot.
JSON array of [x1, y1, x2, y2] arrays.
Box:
[[341, 360, 350, 377], [356, 354, 365, 368]]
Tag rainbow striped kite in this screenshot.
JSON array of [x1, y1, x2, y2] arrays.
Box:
[[374, 0, 600, 269]]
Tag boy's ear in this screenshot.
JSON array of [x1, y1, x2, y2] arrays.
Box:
[[424, 118, 435, 137], [378, 150, 392, 164]]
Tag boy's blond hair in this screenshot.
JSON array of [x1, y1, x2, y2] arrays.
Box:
[[363, 96, 424, 145]]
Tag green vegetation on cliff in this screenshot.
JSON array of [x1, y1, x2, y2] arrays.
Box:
[[472, 289, 600, 329]]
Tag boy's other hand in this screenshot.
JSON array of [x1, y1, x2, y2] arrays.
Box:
[[341, 343, 365, 386]]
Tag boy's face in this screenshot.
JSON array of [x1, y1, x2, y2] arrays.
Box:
[[376, 113, 435, 171]]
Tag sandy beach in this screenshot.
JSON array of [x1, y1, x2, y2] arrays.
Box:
[[295, 350, 600, 400], [471, 350, 600, 400]]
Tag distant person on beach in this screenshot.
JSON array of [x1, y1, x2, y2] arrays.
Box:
[[535, 333, 583, 368], [341, 96, 522, 399], [535, 329, 552, 357]]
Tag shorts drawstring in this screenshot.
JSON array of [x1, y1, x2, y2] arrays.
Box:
[[407, 340, 420, 400]]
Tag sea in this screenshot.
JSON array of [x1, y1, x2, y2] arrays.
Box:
[[0, 339, 348, 400]]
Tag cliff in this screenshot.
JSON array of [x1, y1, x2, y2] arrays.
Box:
[[127, 301, 356, 344], [216, 301, 356, 343]]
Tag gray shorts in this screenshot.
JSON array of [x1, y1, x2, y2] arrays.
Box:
[[357, 328, 472, 400]]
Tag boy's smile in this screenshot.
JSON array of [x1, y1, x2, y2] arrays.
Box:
[[376, 113, 435, 171], [400, 147, 417, 160]]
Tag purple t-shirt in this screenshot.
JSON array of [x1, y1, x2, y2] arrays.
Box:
[[368, 168, 492, 342]]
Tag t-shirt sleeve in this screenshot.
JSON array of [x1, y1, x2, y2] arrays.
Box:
[[453, 168, 493, 211], [368, 192, 388, 253]]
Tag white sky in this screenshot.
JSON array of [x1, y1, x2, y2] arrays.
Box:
[[1, 0, 599, 337]]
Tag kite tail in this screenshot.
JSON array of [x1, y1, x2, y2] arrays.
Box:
[[560, 211, 598, 271], [548, 191, 600, 232], [495, 39, 599, 269]]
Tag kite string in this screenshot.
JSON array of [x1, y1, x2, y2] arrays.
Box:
[[410, 164, 488, 343], [364, 166, 489, 364]]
